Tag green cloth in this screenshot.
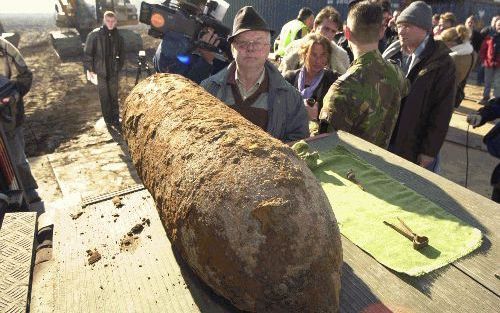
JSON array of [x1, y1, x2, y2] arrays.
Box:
[[312, 145, 482, 276]]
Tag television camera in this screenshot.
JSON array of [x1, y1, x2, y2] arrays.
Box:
[[139, 0, 231, 55]]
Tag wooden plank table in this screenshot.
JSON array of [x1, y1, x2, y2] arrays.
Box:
[[308, 132, 499, 312], [49, 131, 499, 312]]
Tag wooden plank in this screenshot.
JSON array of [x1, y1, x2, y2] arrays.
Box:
[[0, 212, 37, 313], [52, 189, 239, 313], [308, 132, 500, 297], [340, 237, 499, 312], [50, 131, 500, 312], [52, 186, 499, 312]]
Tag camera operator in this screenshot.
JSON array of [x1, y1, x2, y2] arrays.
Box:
[[0, 36, 41, 203], [152, 0, 229, 84]]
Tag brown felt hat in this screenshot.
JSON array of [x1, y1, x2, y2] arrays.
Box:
[[228, 6, 274, 43]]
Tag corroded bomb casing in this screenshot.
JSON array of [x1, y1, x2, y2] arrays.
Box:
[[122, 74, 342, 312]]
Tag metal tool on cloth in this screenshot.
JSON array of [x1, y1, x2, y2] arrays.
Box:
[[346, 169, 364, 190], [383, 217, 429, 250]]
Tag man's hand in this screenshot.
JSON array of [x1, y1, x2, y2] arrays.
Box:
[[466, 114, 482, 128], [197, 28, 219, 65], [303, 99, 319, 121], [418, 153, 435, 168], [1, 90, 19, 105]]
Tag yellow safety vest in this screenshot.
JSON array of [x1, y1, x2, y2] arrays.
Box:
[[275, 19, 309, 57]]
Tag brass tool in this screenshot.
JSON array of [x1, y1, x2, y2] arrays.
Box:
[[383, 218, 429, 250], [346, 169, 364, 190]]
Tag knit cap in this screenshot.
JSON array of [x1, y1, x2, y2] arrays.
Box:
[[397, 1, 433, 31]]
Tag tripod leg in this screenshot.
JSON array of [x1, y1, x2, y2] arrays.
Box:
[[135, 66, 142, 86], [146, 64, 153, 76]]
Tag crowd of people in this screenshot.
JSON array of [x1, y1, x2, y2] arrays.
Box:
[[1, 0, 499, 204], [151, 0, 498, 200]]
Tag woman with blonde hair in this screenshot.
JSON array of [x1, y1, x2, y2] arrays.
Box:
[[284, 33, 339, 135], [439, 24, 477, 107]]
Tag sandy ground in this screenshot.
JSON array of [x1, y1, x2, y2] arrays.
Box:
[[0, 13, 498, 206]]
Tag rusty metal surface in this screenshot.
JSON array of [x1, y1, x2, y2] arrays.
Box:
[[0, 212, 37, 313]]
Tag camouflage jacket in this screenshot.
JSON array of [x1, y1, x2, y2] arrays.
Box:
[[319, 50, 409, 148], [0, 37, 33, 127]]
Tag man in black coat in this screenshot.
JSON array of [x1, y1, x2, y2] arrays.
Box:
[[84, 11, 124, 128], [382, 1, 456, 173]]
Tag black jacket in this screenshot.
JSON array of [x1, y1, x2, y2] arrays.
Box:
[[383, 37, 456, 163], [284, 68, 339, 117], [84, 26, 124, 79]]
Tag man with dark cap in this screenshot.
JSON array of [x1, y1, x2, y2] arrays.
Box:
[[274, 7, 314, 57], [201, 6, 309, 142], [382, 1, 456, 172]]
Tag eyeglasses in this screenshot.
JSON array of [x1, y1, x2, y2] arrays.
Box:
[[233, 40, 270, 50]]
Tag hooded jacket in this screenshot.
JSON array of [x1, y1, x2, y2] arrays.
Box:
[[383, 37, 456, 163], [449, 42, 476, 85], [449, 42, 477, 107]]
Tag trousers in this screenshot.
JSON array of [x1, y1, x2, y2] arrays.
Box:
[[5, 126, 38, 191], [97, 75, 119, 124]]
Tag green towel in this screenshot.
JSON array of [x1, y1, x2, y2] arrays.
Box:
[[311, 145, 482, 276]]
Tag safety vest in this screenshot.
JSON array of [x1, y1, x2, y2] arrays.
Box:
[[275, 19, 309, 57]]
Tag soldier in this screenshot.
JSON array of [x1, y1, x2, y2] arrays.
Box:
[[84, 11, 124, 129], [0, 36, 41, 203], [319, 0, 409, 148]]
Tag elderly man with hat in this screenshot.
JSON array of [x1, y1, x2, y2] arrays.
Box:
[[201, 6, 309, 142], [382, 1, 456, 173]]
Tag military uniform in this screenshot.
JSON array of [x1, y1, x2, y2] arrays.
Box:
[[319, 50, 410, 148]]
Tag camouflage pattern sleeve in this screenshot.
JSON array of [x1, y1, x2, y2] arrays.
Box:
[[319, 51, 409, 148], [319, 75, 368, 134]]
